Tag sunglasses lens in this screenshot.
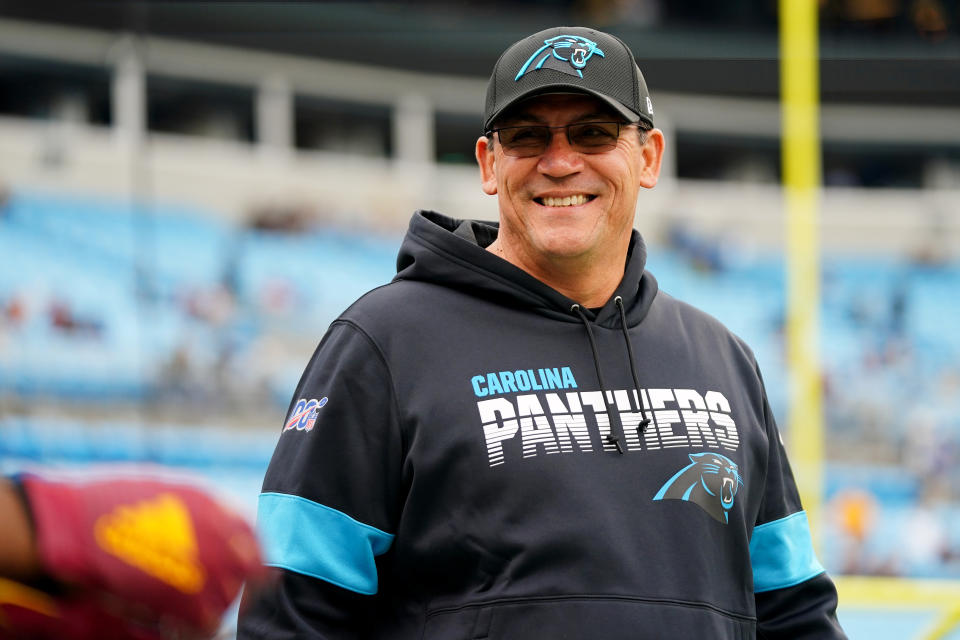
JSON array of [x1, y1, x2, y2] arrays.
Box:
[[498, 126, 551, 156], [568, 122, 620, 150]]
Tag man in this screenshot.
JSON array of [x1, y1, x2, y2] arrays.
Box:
[[0, 472, 263, 639], [239, 26, 846, 638]]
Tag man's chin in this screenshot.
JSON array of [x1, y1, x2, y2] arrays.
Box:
[[531, 235, 597, 261]]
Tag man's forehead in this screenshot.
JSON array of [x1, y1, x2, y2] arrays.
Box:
[[495, 93, 617, 125]]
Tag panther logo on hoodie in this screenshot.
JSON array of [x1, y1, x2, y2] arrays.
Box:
[[653, 452, 744, 524]]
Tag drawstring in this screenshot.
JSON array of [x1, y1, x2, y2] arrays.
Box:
[[614, 297, 652, 437], [570, 304, 607, 396], [571, 303, 625, 454], [570, 300, 652, 455]]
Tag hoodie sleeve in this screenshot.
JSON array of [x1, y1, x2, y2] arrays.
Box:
[[751, 375, 847, 639], [237, 320, 405, 639]]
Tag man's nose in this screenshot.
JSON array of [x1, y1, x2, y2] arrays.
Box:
[[537, 129, 583, 177]]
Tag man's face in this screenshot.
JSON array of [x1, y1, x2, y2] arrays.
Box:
[[476, 94, 663, 268]]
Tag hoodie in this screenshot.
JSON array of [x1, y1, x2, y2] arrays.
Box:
[[238, 211, 846, 639]]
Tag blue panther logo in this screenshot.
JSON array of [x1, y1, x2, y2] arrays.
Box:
[[515, 35, 605, 80], [654, 453, 744, 524]]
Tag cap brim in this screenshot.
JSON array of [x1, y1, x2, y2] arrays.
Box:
[[484, 84, 642, 131]]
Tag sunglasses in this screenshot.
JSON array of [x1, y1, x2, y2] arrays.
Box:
[[485, 121, 635, 157]]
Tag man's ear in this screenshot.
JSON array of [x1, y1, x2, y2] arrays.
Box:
[[637, 128, 665, 189], [476, 136, 498, 195]]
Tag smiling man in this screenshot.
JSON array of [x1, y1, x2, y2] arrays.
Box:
[[238, 27, 846, 639]]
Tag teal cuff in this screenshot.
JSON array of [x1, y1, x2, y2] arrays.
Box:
[[257, 492, 395, 595], [751, 510, 825, 593]]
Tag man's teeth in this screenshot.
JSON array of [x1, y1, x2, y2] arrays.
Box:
[[541, 194, 589, 207]]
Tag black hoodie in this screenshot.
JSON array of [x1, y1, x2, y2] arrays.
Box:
[[238, 211, 846, 639]]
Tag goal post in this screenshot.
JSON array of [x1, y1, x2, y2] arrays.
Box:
[[779, 0, 824, 537]]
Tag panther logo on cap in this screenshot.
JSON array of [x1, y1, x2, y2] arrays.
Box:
[[515, 35, 605, 81]]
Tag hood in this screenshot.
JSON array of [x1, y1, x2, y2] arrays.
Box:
[[394, 210, 658, 329]]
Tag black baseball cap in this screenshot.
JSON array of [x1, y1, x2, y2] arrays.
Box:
[[483, 26, 654, 132]]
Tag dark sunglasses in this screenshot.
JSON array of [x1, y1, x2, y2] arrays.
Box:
[[485, 121, 635, 157]]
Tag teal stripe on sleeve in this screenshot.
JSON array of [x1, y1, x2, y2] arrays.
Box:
[[750, 510, 825, 593], [257, 492, 395, 595]]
